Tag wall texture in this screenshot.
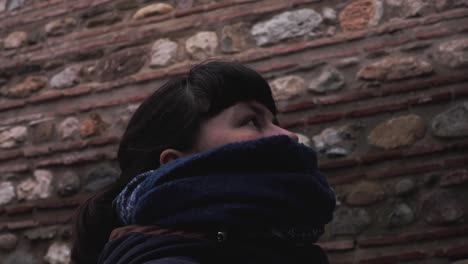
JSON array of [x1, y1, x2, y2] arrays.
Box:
[[0, 0, 468, 263]]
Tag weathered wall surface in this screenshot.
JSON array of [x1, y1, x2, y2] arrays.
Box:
[[0, 0, 468, 263]]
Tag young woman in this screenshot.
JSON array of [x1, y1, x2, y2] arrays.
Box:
[[72, 60, 336, 264]]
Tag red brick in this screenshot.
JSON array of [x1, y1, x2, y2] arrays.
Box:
[[61, 84, 94, 97], [443, 156, 468, 168], [26, 90, 63, 104], [404, 144, 447, 157], [0, 163, 30, 174], [314, 91, 375, 106], [255, 61, 297, 74], [367, 162, 443, 179], [174, 4, 205, 17], [360, 150, 403, 164], [0, 150, 23, 162], [319, 159, 359, 170], [348, 102, 409, 118], [95, 77, 134, 91], [327, 173, 364, 185], [0, 100, 26, 111], [434, 245, 468, 258], [37, 214, 72, 226], [359, 251, 427, 264], [278, 100, 316, 113], [381, 73, 468, 96], [36, 195, 85, 210], [6, 220, 39, 230], [35, 150, 115, 167], [359, 224, 468, 248], [279, 118, 308, 129], [306, 113, 344, 125], [318, 240, 355, 251], [362, 36, 411, 52], [87, 135, 120, 146], [452, 86, 468, 97], [416, 27, 453, 40], [422, 8, 468, 25], [4, 204, 35, 215]]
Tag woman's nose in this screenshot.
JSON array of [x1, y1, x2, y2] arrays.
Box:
[[268, 124, 299, 142]]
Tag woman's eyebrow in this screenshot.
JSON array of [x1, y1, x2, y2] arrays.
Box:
[[248, 103, 275, 122]]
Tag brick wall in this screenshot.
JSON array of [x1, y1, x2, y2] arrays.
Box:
[[1, 0, 468, 263]]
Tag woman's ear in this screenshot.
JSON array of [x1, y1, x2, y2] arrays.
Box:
[[159, 149, 185, 165]]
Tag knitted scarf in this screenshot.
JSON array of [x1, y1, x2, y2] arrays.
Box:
[[113, 135, 336, 242]]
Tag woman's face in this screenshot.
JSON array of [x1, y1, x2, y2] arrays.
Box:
[[190, 100, 299, 153]]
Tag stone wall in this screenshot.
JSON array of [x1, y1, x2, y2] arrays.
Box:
[[0, 0, 468, 263]]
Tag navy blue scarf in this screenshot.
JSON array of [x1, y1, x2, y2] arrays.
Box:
[[114, 135, 335, 242]]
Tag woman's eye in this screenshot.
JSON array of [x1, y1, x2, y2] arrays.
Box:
[[244, 117, 260, 129]]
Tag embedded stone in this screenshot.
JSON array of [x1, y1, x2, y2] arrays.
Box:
[[312, 124, 361, 157], [0, 182, 16, 206], [87, 13, 122, 28], [150, 39, 178, 67], [4, 31, 27, 49], [221, 22, 249, 53], [6, 0, 28, 11], [16, 170, 53, 201], [308, 67, 345, 93], [45, 17, 77, 36], [422, 190, 464, 226], [4, 250, 37, 264], [0, 233, 18, 251], [96, 48, 146, 82], [26, 28, 42, 45], [55, 171, 81, 197], [395, 178, 417, 196], [118, 104, 140, 128], [322, 7, 337, 22], [50, 66, 81, 89], [339, 0, 383, 31], [0, 126, 27, 149], [269, 75, 306, 101], [133, 3, 173, 19], [175, 0, 193, 8], [335, 57, 360, 68], [358, 56, 433, 81], [329, 207, 371, 235], [28, 118, 55, 143], [44, 241, 71, 264], [440, 170, 468, 187], [24, 226, 66, 240], [346, 181, 385, 206], [386, 0, 432, 17], [185, 31, 218, 60], [388, 203, 414, 228], [2, 76, 47, 98], [0, 0, 6, 12], [296, 133, 311, 147], [368, 115, 426, 149], [432, 102, 468, 137], [80, 113, 109, 138], [58, 117, 80, 140], [251, 9, 323, 46], [434, 38, 468, 68], [84, 165, 119, 192]]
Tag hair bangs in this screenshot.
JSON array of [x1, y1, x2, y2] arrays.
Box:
[[187, 60, 277, 117]]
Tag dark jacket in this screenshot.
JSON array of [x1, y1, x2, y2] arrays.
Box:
[[99, 136, 335, 264]]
